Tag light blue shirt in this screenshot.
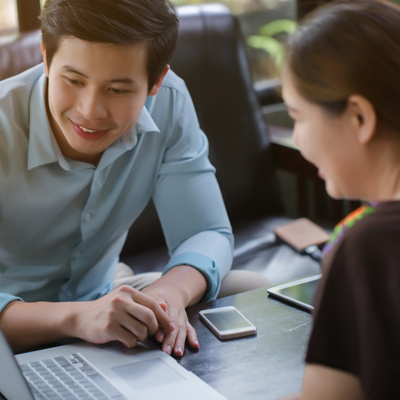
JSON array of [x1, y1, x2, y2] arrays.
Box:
[[0, 64, 233, 312]]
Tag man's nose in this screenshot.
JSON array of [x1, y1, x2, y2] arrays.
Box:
[[77, 88, 107, 120]]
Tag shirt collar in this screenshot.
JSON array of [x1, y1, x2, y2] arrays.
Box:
[[135, 105, 160, 136], [27, 70, 161, 171]]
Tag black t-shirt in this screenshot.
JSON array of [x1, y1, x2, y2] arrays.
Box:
[[306, 201, 400, 399]]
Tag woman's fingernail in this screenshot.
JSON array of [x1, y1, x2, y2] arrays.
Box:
[[165, 345, 172, 354]]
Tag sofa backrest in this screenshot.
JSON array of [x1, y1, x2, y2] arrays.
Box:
[[0, 30, 42, 80]]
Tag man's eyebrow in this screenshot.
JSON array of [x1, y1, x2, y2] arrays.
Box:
[[62, 66, 88, 78], [62, 66, 135, 84], [109, 77, 135, 84]]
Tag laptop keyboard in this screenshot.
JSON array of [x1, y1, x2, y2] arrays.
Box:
[[19, 353, 127, 400]]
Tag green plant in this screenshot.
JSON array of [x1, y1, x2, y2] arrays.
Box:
[[247, 19, 296, 73]]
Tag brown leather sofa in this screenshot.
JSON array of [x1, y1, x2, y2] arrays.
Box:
[[0, 4, 320, 284]]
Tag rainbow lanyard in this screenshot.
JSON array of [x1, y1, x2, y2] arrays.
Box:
[[323, 204, 376, 255]]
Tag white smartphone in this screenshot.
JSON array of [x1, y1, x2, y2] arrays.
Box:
[[199, 306, 257, 340]]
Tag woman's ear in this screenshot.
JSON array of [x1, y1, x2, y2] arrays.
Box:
[[348, 94, 377, 145], [41, 42, 49, 77]]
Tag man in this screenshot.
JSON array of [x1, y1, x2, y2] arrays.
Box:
[[0, 0, 266, 357]]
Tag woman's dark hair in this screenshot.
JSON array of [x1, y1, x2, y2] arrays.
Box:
[[285, 0, 400, 131], [40, 0, 179, 90]]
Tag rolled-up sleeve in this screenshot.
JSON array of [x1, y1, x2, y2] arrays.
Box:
[[0, 293, 23, 314]]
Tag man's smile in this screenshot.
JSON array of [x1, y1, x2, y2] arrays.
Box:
[[71, 121, 108, 140]]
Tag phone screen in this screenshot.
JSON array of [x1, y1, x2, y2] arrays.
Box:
[[202, 308, 253, 331]]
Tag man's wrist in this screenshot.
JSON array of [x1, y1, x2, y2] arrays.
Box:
[[163, 252, 221, 302], [157, 265, 207, 307]]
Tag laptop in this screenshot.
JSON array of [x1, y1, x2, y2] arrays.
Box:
[[0, 327, 226, 400], [267, 273, 321, 312]]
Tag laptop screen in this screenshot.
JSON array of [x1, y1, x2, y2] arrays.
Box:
[[0, 328, 35, 400]]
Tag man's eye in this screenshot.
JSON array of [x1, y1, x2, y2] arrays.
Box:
[[65, 77, 82, 86], [109, 88, 129, 95]]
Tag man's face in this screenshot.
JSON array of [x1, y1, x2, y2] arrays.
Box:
[[42, 37, 166, 165]]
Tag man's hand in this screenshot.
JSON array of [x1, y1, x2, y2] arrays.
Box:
[[142, 265, 208, 357], [72, 285, 175, 348], [143, 285, 199, 357], [0, 286, 175, 351]]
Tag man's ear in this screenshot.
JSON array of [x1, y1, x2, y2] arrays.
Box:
[[348, 94, 377, 145], [148, 65, 170, 96], [41, 42, 49, 77]]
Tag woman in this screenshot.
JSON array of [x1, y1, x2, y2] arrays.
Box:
[[281, 0, 400, 398]]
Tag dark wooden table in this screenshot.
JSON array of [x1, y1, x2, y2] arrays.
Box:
[[178, 288, 312, 400], [16, 287, 312, 399]]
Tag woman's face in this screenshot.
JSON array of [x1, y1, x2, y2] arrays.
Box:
[[282, 71, 365, 200]]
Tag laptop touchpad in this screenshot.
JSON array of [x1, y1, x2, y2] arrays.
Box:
[[112, 357, 186, 390]]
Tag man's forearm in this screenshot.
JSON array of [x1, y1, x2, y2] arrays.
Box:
[[0, 300, 77, 350]]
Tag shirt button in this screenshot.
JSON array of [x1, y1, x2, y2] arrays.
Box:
[[84, 214, 92, 222]]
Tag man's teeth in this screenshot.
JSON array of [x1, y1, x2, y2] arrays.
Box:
[[79, 125, 99, 133]]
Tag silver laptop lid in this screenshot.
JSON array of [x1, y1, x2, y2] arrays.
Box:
[[0, 327, 34, 400]]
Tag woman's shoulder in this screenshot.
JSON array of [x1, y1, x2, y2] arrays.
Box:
[[322, 201, 400, 281], [346, 201, 400, 247]]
